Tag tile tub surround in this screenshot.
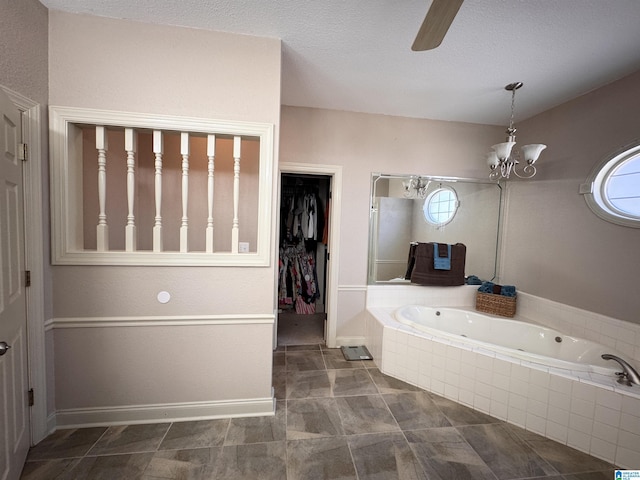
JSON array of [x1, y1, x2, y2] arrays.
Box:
[[366, 284, 640, 365], [21, 344, 615, 479], [365, 305, 640, 468]]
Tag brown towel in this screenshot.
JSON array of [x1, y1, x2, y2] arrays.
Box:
[[410, 242, 466, 286], [404, 243, 418, 280]]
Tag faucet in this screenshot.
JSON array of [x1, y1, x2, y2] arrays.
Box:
[[601, 354, 640, 386]]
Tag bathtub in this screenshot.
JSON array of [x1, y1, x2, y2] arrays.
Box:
[[365, 300, 640, 468], [394, 305, 627, 376]]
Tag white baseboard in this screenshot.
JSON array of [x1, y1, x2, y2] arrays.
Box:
[[335, 336, 366, 347], [54, 397, 275, 429], [44, 412, 57, 440]]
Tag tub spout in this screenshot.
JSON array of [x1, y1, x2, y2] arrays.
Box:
[[601, 354, 640, 386]]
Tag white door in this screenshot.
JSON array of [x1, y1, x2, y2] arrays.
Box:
[[0, 88, 30, 479]]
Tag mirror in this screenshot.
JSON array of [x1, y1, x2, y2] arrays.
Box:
[[368, 174, 502, 283]]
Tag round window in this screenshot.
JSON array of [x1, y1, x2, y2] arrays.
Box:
[[583, 142, 640, 228], [423, 187, 459, 227]]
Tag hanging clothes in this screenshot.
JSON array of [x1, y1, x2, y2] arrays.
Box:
[[279, 178, 326, 314], [278, 242, 320, 314], [281, 186, 323, 244]]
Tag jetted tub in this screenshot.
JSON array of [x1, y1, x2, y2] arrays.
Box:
[[395, 305, 631, 376]]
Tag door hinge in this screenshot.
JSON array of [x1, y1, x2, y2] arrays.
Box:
[[28, 388, 34, 407], [19, 143, 28, 161], [25, 270, 31, 287]]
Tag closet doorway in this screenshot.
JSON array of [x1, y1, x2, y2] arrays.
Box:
[[276, 163, 341, 348]]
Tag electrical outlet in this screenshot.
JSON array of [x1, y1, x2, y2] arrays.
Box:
[[239, 242, 249, 253]]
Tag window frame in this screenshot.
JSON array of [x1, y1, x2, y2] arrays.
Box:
[[49, 106, 275, 266], [582, 141, 640, 228], [422, 186, 459, 227]]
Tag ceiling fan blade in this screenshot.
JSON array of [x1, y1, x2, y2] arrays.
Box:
[[412, 0, 464, 51]]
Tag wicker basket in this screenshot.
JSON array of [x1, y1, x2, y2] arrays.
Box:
[[475, 292, 517, 318]]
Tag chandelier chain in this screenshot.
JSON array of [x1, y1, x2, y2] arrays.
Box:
[[509, 88, 516, 132]]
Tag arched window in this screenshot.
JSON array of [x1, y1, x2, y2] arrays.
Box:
[[582, 142, 640, 228]]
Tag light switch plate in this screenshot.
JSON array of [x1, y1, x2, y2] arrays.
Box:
[[239, 242, 249, 253]]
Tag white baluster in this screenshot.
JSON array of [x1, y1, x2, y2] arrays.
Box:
[[153, 130, 163, 252], [206, 134, 215, 253], [180, 132, 190, 253], [96, 126, 109, 251], [232, 136, 241, 254], [124, 128, 137, 252]]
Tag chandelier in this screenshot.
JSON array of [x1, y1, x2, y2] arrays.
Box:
[[487, 82, 546, 180], [402, 176, 431, 199]]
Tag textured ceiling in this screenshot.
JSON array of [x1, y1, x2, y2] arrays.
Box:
[[39, 0, 640, 126]]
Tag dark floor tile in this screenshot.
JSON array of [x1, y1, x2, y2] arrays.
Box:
[[287, 344, 322, 352], [322, 348, 365, 369], [362, 358, 377, 369], [524, 477, 565, 480], [286, 370, 332, 399], [225, 401, 286, 445], [564, 472, 617, 480], [504, 422, 549, 442], [214, 441, 287, 480], [273, 370, 287, 399], [329, 368, 378, 396], [384, 392, 451, 430], [68, 452, 155, 480], [368, 368, 420, 394], [459, 423, 559, 480], [286, 350, 326, 372], [429, 393, 500, 426], [348, 432, 428, 480], [405, 427, 497, 480], [273, 352, 286, 373], [287, 437, 357, 480], [88, 423, 170, 456], [286, 397, 344, 440], [159, 419, 229, 450], [27, 427, 107, 460], [142, 447, 219, 479], [335, 395, 400, 435], [525, 437, 615, 474], [20, 458, 81, 480]]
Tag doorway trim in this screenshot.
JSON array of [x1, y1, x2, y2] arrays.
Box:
[[278, 162, 342, 348], [3, 86, 48, 444]]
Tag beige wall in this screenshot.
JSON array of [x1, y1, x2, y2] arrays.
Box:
[[48, 12, 281, 417], [0, 0, 49, 105], [280, 106, 502, 338], [501, 71, 640, 324]]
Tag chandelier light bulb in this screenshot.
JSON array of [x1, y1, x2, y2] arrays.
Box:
[[487, 151, 499, 168], [521, 144, 547, 164], [492, 141, 516, 161]]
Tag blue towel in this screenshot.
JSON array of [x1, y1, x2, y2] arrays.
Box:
[[478, 281, 495, 293], [466, 275, 482, 285], [433, 243, 451, 270], [501, 285, 517, 297]]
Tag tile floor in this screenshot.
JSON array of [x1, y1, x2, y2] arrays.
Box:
[[21, 344, 617, 479]]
